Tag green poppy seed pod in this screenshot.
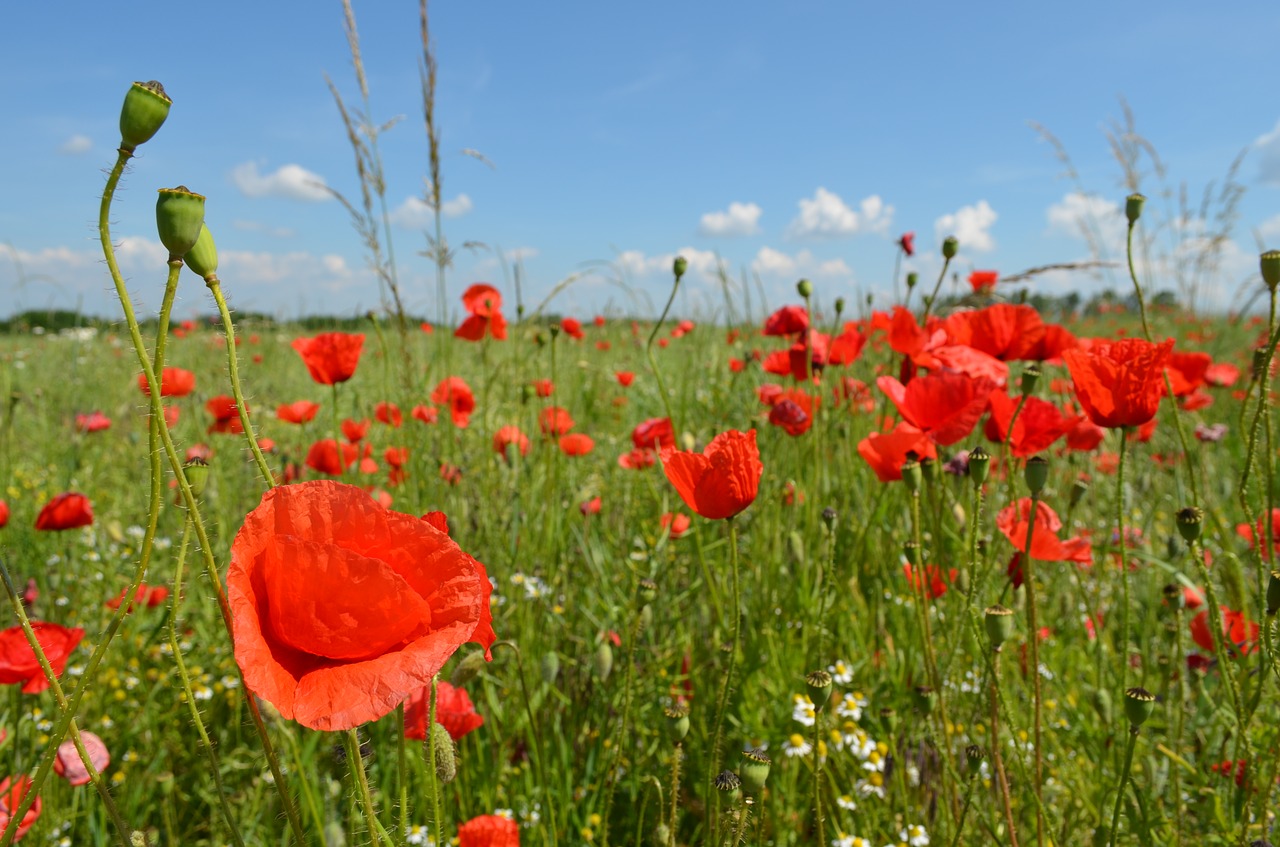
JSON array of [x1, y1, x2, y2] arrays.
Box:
[[1253, 347, 1269, 382], [430, 722, 457, 783], [673, 256, 688, 281], [451, 650, 488, 687], [714, 769, 742, 804], [968, 446, 991, 485], [821, 507, 838, 531], [902, 540, 922, 566], [901, 457, 922, 492], [1262, 251, 1280, 291], [1266, 570, 1280, 616], [919, 456, 939, 485], [637, 577, 657, 606], [834, 297, 846, 316], [185, 224, 219, 282], [964, 744, 985, 777], [650, 824, 671, 847], [548, 323, 561, 338], [1123, 686, 1156, 728], [796, 278, 813, 298], [119, 80, 171, 152], [942, 236, 959, 259], [739, 749, 771, 795], [520, 384, 536, 405], [1125, 193, 1146, 226], [1020, 364, 1041, 398], [912, 685, 935, 716], [592, 641, 613, 681], [1175, 506, 1203, 543], [906, 272, 919, 290], [664, 704, 690, 743], [1024, 456, 1049, 496], [1070, 478, 1089, 509], [183, 458, 210, 497], [984, 605, 1014, 651], [540, 651, 560, 685], [805, 670, 833, 710], [156, 187, 206, 258]]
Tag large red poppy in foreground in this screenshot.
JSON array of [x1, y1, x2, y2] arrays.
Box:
[[1063, 338, 1173, 429], [227, 481, 495, 731]]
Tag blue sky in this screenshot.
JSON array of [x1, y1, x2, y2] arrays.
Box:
[[3, 1, 1279, 322]]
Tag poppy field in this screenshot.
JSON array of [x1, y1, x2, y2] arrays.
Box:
[[3, 62, 1280, 847]]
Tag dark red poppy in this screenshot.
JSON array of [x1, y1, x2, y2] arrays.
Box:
[[1063, 338, 1174, 429], [580, 496, 602, 515], [34, 493, 94, 531], [767, 390, 815, 437], [538, 407, 575, 437], [984, 389, 1075, 457], [897, 231, 915, 257], [493, 426, 531, 458], [876, 372, 996, 446], [227, 481, 496, 731], [306, 439, 359, 476], [968, 270, 999, 294], [660, 429, 763, 520], [1190, 606, 1259, 657], [137, 366, 196, 397], [403, 679, 484, 741], [277, 401, 320, 425], [0, 622, 85, 693], [458, 814, 520, 847], [763, 305, 809, 337], [53, 730, 110, 787], [559, 433, 595, 456], [431, 377, 476, 428], [632, 417, 675, 450], [660, 512, 691, 539], [291, 332, 366, 385], [0, 775, 40, 841], [374, 402, 403, 428], [455, 284, 508, 341], [996, 499, 1092, 563], [856, 422, 938, 482], [561, 317, 584, 340]]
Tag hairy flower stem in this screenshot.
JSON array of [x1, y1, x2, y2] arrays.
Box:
[[646, 268, 683, 433], [1021, 491, 1046, 847], [667, 744, 682, 847], [492, 641, 558, 847], [601, 607, 644, 847], [1171, 604, 1186, 847], [710, 517, 741, 847], [347, 729, 395, 847], [811, 709, 824, 847], [1106, 728, 1139, 847], [425, 676, 445, 846], [207, 278, 274, 487], [1187, 538, 1252, 765], [920, 254, 953, 324], [1116, 432, 1131, 694], [990, 656, 1020, 847], [949, 773, 979, 847]]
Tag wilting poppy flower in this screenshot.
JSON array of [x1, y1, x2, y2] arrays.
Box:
[[903, 563, 955, 599], [632, 417, 675, 450], [53, 731, 111, 787], [538, 407, 575, 437], [291, 332, 366, 385], [618, 447, 656, 470], [660, 429, 763, 521], [996, 499, 1092, 563], [559, 433, 595, 456], [1237, 508, 1280, 560], [342, 419, 370, 443], [0, 775, 40, 841], [306, 439, 359, 476], [763, 305, 809, 337], [227, 481, 496, 731], [615, 371, 635, 387], [458, 814, 520, 847], [432, 377, 476, 428], [1195, 422, 1228, 442], [34, 493, 93, 531], [942, 304, 1046, 362], [1063, 338, 1174, 429], [660, 512, 691, 539], [206, 395, 246, 435], [1190, 607, 1259, 657], [74, 411, 111, 433], [137, 366, 196, 397], [897, 231, 915, 257], [968, 270, 999, 294], [561, 317, 585, 340], [440, 463, 462, 486], [984, 390, 1075, 457], [373, 402, 403, 428], [455, 284, 508, 341], [106, 583, 169, 612], [0, 622, 85, 693], [411, 405, 439, 425], [530, 379, 554, 398], [857, 422, 938, 482], [404, 679, 484, 741], [277, 401, 320, 425], [1180, 390, 1213, 411], [877, 372, 996, 446], [493, 426, 531, 458]]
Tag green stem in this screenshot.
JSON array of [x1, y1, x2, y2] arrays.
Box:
[[1117, 432, 1131, 694], [949, 774, 979, 847], [347, 729, 395, 847], [425, 676, 445, 847], [1021, 492, 1045, 847], [646, 269, 683, 432], [1105, 729, 1139, 847], [811, 709, 824, 847], [207, 277, 274, 487], [493, 642, 558, 847], [601, 605, 643, 847], [667, 744, 681, 847], [709, 517, 741, 847], [919, 254, 953, 324]]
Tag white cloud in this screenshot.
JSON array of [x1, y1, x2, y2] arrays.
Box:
[[1254, 120, 1280, 187], [750, 247, 853, 280], [785, 188, 893, 239], [1046, 192, 1123, 238], [934, 200, 998, 253], [1258, 213, 1280, 244], [58, 134, 92, 155], [616, 247, 721, 279], [698, 201, 762, 237], [232, 219, 296, 239], [230, 161, 331, 202], [388, 193, 474, 229]]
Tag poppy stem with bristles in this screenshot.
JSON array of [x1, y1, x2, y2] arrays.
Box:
[[207, 277, 274, 489], [709, 515, 740, 847], [1021, 490, 1046, 847], [646, 264, 683, 434]]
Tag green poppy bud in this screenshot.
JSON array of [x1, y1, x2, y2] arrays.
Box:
[[1125, 193, 1146, 226], [739, 748, 771, 795], [430, 722, 457, 783], [119, 80, 171, 152], [796, 278, 813, 298], [540, 651, 560, 685], [650, 824, 671, 847], [1070, 478, 1089, 509], [805, 670, 833, 710], [1123, 686, 1156, 727], [1020, 364, 1041, 398], [1266, 570, 1280, 616], [968, 446, 991, 485], [901, 457, 922, 492], [1024, 456, 1049, 496], [450, 650, 488, 687], [183, 458, 210, 497], [1175, 507, 1203, 543], [592, 640, 613, 681], [984, 605, 1014, 651], [906, 272, 919, 290], [673, 256, 688, 280], [155, 186, 206, 258], [942, 236, 959, 260], [185, 224, 219, 282], [1262, 251, 1280, 291], [834, 297, 846, 316]]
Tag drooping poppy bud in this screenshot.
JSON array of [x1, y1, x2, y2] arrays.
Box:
[[1125, 193, 1146, 226], [156, 186, 206, 258], [450, 650, 488, 688], [185, 224, 219, 282], [430, 722, 457, 783], [1123, 686, 1155, 727], [119, 80, 171, 151]]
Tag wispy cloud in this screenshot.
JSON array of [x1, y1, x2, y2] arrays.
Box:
[[57, 134, 92, 155], [230, 161, 331, 202], [698, 202, 762, 237], [388, 194, 474, 229]]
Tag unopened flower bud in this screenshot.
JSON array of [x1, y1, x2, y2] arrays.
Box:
[[450, 650, 488, 687], [739, 749, 771, 795], [1024, 456, 1049, 496], [1125, 193, 1146, 226], [942, 236, 958, 259], [834, 297, 846, 316], [1070, 478, 1089, 509], [968, 446, 991, 485], [1176, 507, 1203, 543], [430, 722, 457, 783], [673, 256, 688, 280], [592, 641, 613, 681], [906, 272, 919, 290], [1123, 686, 1156, 727], [183, 458, 210, 497], [637, 578, 657, 606], [156, 186, 206, 258], [985, 605, 1014, 651], [796, 278, 813, 298], [185, 224, 219, 282], [805, 670, 833, 710], [119, 80, 171, 151], [1266, 570, 1280, 616], [540, 651, 560, 685]]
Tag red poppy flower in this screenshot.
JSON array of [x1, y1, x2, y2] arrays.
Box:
[[1237, 508, 1280, 560], [458, 814, 520, 847], [277, 401, 320, 425], [763, 305, 809, 337], [660, 512, 691, 539], [618, 447, 656, 470], [729, 358, 746, 373], [660, 429, 763, 520], [767, 391, 816, 437], [493, 426, 531, 458], [615, 371, 635, 387], [0, 775, 40, 841], [291, 332, 366, 385], [877, 373, 996, 446], [1065, 416, 1106, 452], [903, 564, 955, 599], [1063, 338, 1174, 429], [538, 407, 575, 437], [411, 405, 438, 425], [342, 419, 370, 443], [53, 731, 110, 787], [559, 433, 595, 456], [530, 379, 554, 398], [0, 501, 8, 530], [897, 231, 915, 257], [440, 463, 462, 486], [1164, 351, 1211, 397], [857, 422, 938, 482], [1190, 606, 1259, 657], [968, 270, 999, 294], [996, 499, 1092, 563], [106, 582, 169, 612], [431, 377, 476, 428], [306, 439, 359, 476], [632, 417, 675, 450], [580, 496, 602, 515], [929, 344, 1009, 386], [984, 390, 1075, 457], [403, 679, 484, 741], [827, 323, 867, 365], [368, 402, 401, 428], [227, 481, 496, 731], [206, 395, 247, 435], [137, 366, 196, 397], [34, 493, 94, 531], [455, 284, 508, 341], [942, 304, 1046, 362], [561, 317, 585, 340], [0, 622, 85, 693], [1204, 363, 1240, 387]]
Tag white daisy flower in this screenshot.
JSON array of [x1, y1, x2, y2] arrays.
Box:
[[827, 659, 854, 685], [783, 733, 813, 757]]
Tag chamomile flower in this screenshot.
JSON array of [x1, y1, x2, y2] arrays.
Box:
[[783, 733, 813, 757], [792, 693, 817, 727], [832, 836, 873, 847], [855, 771, 886, 799], [828, 659, 854, 685], [835, 691, 868, 721], [902, 824, 930, 846], [836, 793, 857, 811]]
